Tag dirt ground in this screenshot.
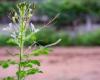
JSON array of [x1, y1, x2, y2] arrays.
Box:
[[0, 47, 100, 80]]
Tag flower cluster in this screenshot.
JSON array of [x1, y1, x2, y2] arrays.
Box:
[[3, 23, 40, 39]]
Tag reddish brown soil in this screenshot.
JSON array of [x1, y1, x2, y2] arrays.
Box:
[[0, 47, 100, 80]]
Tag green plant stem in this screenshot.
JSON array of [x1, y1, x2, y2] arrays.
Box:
[[18, 36, 23, 80], [18, 19, 24, 80]]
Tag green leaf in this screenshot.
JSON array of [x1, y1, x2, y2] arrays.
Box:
[[32, 47, 50, 56], [3, 77, 14, 80], [26, 68, 43, 75], [7, 39, 16, 44], [20, 60, 40, 68], [2, 62, 9, 68], [25, 33, 36, 42], [20, 61, 33, 68], [29, 60, 40, 66], [0, 60, 16, 68], [16, 70, 27, 79], [7, 38, 19, 46]]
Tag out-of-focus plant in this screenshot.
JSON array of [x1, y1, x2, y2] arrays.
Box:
[[74, 29, 100, 46], [1, 1, 61, 80], [0, 2, 16, 17], [38, 0, 100, 28], [2, 28, 100, 46], [35, 29, 72, 46]]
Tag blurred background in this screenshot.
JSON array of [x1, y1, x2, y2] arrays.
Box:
[[1, 0, 100, 46], [1, 0, 100, 80]]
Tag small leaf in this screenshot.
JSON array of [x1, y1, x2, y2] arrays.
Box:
[[32, 48, 50, 56], [2, 62, 9, 68], [20, 60, 40, 68], [7, 38, 19, 46], [20, 61, 32, 68], [25, 33, 36, 42], [7, 39, 15, 44], [29, 60, 40, 66], [27, 68, 42, 75], [3, 76, 14, 80], [0, 60, 16, 68], [16, 70, 27, 79]]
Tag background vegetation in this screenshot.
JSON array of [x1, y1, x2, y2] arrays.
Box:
[[38, 0, 100, 27], [0, 28, 100, 46], [0, 0, 100, 46], [0, 2, 15, 17]]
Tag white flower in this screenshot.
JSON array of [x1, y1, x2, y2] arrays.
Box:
[[2, 27, 9, 31], [9, 23, 13, 29], [2, 23, 13, 32], [11, 32, 17, 39], [3, 23, 19, 33], [2, 23, 18, 39], [30, 23, 40, 33]]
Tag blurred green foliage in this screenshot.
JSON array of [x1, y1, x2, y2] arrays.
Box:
[[0, 28, 72, 46], [35, 28, 72, 46], [75, 30, 100, 46], [38, 0, 100, 26], [0, 35, 10, 46], [1, 28, 100, 46], [0, 2, 16, 17], [1, 0, 100, 26]]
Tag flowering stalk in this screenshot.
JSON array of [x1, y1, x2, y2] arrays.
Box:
[[18, 17, 24, 80], [1, 1, 61, 80]]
